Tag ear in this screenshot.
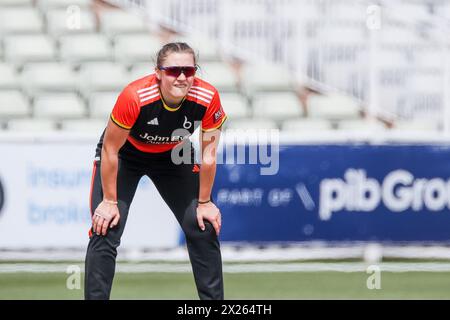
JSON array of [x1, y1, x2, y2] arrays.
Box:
[[155, 68, 161, 80]]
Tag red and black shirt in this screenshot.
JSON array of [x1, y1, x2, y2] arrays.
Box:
[[96, 74, 227, 157]]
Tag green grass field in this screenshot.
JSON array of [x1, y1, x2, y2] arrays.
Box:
[[1, 270, 450, 299]]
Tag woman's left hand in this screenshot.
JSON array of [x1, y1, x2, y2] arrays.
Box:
[[196, 201, 222, 236]]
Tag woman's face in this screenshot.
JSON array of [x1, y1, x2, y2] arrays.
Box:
[[155, 52, 196, 104]]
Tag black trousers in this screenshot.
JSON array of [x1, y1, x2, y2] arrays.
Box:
[[84, 149, 224, 300]]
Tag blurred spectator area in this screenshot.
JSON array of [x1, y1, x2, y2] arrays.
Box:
[[1, 0, 444, 134]]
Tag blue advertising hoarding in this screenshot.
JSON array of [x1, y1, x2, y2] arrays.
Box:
[[210, 144, 450, 243]]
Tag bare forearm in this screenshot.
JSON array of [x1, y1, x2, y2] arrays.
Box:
[[101, 146, 119, 201], [199, 162, 216, 202]]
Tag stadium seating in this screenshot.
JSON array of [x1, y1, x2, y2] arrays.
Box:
[[98, 9, 149, 37], [281, 119, 333, 132], [241, 63, 294, 94], [33, 93, 86, 119], [3, 35, 56, 65], [59, 33, 113, 64], [219, 93, 250, 119], [174, 36, 221, 62], [88, 91, 119, 120], [308, 93, 361, 120], [7, 118, 58, 132], [391, 119, 440, 131], [78, 62, 130, 98], [0, 63, 20, 90], [197, 62, 239, 92], [0, 0, 33, 5], [60, 119, 107, 133], [224, 118, 278, 130], [114, 34, 162, 65], [129, 63, 155, 80], [337, 119, 387, 132], [0, 90, 31, 119], [0, 0, 444, 135], [45, 8, 97, 37], [252, 92, 304, 121], [36, 0, 92, 10], [0, 7, 44, 34], [20, 62, 78, 97]]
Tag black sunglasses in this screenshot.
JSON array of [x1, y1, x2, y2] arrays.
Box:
[[158, 66, 197, 77]]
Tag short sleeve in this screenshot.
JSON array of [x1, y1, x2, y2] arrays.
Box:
[[201, 91, 227, 132], [110, 86, 140, 130]]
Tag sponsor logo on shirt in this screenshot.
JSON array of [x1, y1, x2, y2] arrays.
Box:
[[214, 108, 223, 123], [147, 118, 159, 125], [139, 133, 188, 144]]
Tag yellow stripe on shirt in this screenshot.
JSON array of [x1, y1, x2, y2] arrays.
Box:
[[110, 114, 132, 130], [201, 115, 227, 132]]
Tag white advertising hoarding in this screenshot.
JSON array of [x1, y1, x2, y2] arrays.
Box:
[[0, 138, 180, 249]]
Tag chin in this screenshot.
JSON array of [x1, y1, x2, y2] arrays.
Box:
[[171, 87, 188, 98]]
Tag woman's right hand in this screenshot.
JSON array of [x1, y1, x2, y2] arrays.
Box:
[[92, 200, 120, 236]]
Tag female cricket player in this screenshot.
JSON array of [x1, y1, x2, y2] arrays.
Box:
[[84, 42, 227, 300]]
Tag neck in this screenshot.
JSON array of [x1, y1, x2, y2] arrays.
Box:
[[160, 91, 183, 108]]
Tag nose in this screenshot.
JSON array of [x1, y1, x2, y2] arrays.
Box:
[[177, 71, 187, 81]]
